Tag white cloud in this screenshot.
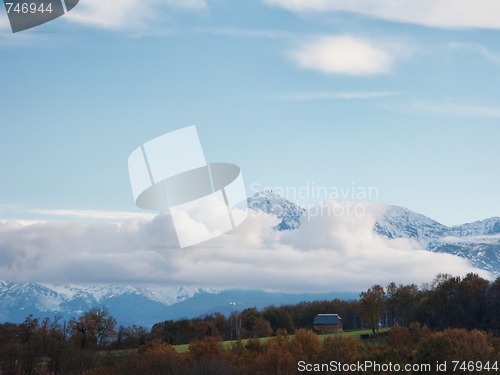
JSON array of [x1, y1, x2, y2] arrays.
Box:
[[64, 0, 207, 30], [439, 234, 500, 245], [275, 91, 395, 101], [29, 208, 155, 221], [289, 36, 393, 75], [263, 0, 500, 30], [64, 0, 153, 29], [0, 204, 154, 222], [0, 202, 491, 292], [0, 13, 9, 31], [449, 42, 500, 66], [409, 99, 500, 118]]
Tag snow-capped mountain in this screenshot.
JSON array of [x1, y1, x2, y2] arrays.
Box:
[[247, 190, 305, 230], [0, 281, 355, 327], [375, 206, 500, 240], [374, 206, 500, 276], [373, 206, 449, 247], [1, 192, 498, 327], [448, 217, 500, 237], [247, 193, 500, 276], [0, 282, 217, 327]]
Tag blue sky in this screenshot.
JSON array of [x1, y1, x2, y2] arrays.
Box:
[[1, 0, 500, 226], [0, 1, 499, 290]]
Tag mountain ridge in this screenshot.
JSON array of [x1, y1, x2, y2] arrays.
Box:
[[374, 205, 500, 276], [0, 281, 357, 327]]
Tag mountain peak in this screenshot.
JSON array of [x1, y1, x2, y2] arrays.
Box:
[[247, 190, 305, 230], [375, 206, 500, 276]]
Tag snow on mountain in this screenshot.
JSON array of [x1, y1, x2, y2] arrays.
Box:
[[247, 190, 305, 230], [247, 192, 500, 276], [0, 282, 221, 326], [0, 280, 356, 327], [1, 191, 498, 327], [373, 206, 449, 247], [132, 285, 221, 305], [246, 192, 499, 276], [448, 217, 500, 237], [374, 206, 500, 276]]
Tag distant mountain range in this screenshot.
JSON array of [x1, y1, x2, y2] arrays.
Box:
[[1, 192, 498, 327], [248, 191, 500, 276], [374, 205, 500, 276], [0, 281, 356, 327]]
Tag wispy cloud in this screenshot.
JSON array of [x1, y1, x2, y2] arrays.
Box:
[[193, 26, 294, 39], [64, 0, 207, 30], [274, 91, 396, 101], [439, 234, 500, 245], [409, 99, 500, 118], [263, 0, 500, 30], [164, 0, 208, 10], [63, 0, 152, 30], [29, 209, 155, 221], [449, 42, 500, 66], [0, 204, 154, 222], [289, 36, 396, 76]]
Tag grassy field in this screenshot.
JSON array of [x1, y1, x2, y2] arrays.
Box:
[[173, 327, 390, 353]]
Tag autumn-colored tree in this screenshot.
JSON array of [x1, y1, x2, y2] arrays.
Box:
[[253, 317, 273, 338], [415, 328, 494, 374], [288, 329, 322, 363], [188, 335, 226, 360], [193, 319, 220, 340], [70, 307, 116, 349], [187, 336, 239, 374], [360, 284, 386, 334], [251, 334, 296, 375], [386, 322, 431, 360], [112, 341, 183, 375], [321, 334, 362, 364]]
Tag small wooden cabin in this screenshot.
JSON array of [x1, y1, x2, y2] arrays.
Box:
[[313, 314, 343, 334]]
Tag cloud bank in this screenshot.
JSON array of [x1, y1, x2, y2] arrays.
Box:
[[264, 0, 500, 30], [0, 202, 490, 292]]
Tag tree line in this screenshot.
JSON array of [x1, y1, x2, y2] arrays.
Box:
[[0, 273, 499, 374]]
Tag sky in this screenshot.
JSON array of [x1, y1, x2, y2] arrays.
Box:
[[0, 0, 499, 290]]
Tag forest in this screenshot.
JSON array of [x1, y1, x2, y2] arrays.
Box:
[[0, 273, 499, 374]]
